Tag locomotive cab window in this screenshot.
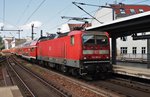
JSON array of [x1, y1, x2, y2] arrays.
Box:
[[70, 36, 75, 45], [83, 35, 108, 45], [96, 35, 108, 45]]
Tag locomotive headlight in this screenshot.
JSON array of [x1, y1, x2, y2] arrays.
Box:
[[84, 57, 87, 59], [85, 66, 88, 68], [106, 56, 109, 59]]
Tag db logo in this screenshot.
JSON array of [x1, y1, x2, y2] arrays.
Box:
[[94, 50, 99, 54]]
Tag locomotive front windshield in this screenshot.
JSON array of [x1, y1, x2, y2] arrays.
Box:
[[83, 35, 108, 45]]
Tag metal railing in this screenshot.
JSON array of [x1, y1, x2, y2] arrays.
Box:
[[117, 53, 148, 62]]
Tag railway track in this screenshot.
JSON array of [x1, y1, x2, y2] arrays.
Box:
[[109, 78, 150, 93], [6, 56, 70, 97], [0, 56, 6, 63], [6, 57, 35, 97], [89, 78, 150, 97], [13, 55, 119, 97], [11, 55, 150, 97]]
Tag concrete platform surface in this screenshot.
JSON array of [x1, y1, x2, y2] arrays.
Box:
[[0, 86, 23, 97], [113, 65, 150, 79]]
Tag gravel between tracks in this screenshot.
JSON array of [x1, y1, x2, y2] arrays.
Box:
[[28, 64, 104, 97], [15, 58, 109, 97]]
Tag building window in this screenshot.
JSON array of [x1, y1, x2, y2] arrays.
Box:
[[130, 9, 136, 14], [120, 8, 126, 14], [71, 36, 75, 45], [132, 47, 137, 54], [139, 9, 144, 13], [120, 47, 127, 54], [142, 47, 146, 54]]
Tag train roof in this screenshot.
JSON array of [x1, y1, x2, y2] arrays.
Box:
[[38, 32, 70, 41], [38, 35, 56, 41], [15, 38, 39, 48], [38, 30, 106, 42], [38, 31, 85, 42]]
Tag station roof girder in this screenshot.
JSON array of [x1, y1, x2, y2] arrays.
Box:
[[86, 11, 150, 38]]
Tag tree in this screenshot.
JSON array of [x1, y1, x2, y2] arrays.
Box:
[[0, 36, 4, 50], [0, 36, 2, 42]]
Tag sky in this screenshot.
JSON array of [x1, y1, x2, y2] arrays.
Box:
[[0, 0, 150, 39]]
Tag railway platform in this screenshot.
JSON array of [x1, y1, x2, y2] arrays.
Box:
[[113, 62, 150, 79], [0, 86, 23, 97]]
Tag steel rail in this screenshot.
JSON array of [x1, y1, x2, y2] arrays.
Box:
[[108, 78, 150, 93], [7, 57, 36, 97], [11, 56, 70, 97]]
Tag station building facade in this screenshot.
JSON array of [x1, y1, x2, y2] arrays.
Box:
[[91, 3, 150, 61], [3, 37, 26, 49]]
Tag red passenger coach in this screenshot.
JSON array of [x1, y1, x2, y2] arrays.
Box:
[[17, 39, 38, 61], [1, 49, 11, 53], [14, 45, 22, 56], [37, 30, 112, 78], [29, 39, 38, 61]]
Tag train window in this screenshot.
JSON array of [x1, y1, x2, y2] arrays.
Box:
[[120, 8, 125, 14], [139, 9, 144, 13], [71, 36, 75, 45], [31, 48, 34, 52], [83, 35, 95, 45], [96, 35, 108, 45], [83, 35, 108, 45], [130, 9, 136, 14]]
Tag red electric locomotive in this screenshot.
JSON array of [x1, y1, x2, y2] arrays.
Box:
[[37, 30, 112, 78]]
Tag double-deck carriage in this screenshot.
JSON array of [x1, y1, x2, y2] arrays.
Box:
[[16, 40, 38, 62]]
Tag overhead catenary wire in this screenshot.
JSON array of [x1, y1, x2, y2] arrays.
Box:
[[134, 0, 150, 4], [44, 0, 150, 33], [24, 0, 47, 24], [121, 0, 150, 4], [72, 2, 103, 24], [47, 9, 98, 32], [41, 3, 72, 27], [81, 9, 99, 16], [46, 9, 97, 33], [16, 0, 33, 25], [42, 0, 79, 30], [120, 0, 126, 2], [72, 2, 102, 7], [43, 0, 102, 33], [48, 20, 70, 32], [3, 0, 5, 28], [47, 1, 102, 32], [0, 0, 23, 38], [79, 0, 150, 20], [0, 17, 21, 29]]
